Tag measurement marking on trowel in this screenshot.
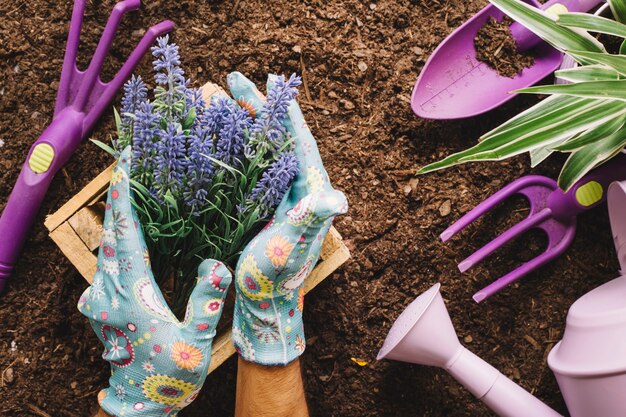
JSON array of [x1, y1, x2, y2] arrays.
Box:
[[420, 56, 489, 111]]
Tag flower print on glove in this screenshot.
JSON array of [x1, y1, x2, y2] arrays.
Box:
[[77, 148, 231, 417], [227, 72, 348, 366]]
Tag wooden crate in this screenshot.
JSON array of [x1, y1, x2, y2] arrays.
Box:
[[44, 82, 351, 373]]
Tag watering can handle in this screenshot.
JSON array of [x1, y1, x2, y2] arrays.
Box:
[[511, 0, 605, 51], [0, 111, 84, 292]]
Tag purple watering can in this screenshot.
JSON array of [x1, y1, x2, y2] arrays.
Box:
[[412, 0, 602, 119], [0, 1, 174, 292], [378, 179, 626, 417]]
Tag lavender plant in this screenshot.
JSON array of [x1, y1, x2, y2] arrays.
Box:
[[103, 36, 300, 312]]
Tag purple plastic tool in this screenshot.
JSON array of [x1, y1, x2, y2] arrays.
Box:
[[441, 152, 626, 303], [0, 0, 174, 292], [412, 0, 602, 119]]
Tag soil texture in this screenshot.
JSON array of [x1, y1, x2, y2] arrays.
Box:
[[0, 1, 619, 416], [475, 17, 535, 77]]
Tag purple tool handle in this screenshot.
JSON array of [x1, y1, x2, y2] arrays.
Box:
[[0, 110, 84, 291], [511, 0, 604, 50], [549, 153, 626, 219]]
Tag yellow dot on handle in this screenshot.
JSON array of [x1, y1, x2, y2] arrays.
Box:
[[575, 181, 603, 207], [28, 143, 55, 173]]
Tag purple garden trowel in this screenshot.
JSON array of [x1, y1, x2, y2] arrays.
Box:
[[0, 0, 174, 293], [412, 0, 602, 119]]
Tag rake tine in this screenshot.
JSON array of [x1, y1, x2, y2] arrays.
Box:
[[457, 208, 552, 273], [84, 20, 175, 133], [74, 0, 141, 110], [440, 176, 552, 242], [55, 0, 87, 115], [472, 227, 576, 303]]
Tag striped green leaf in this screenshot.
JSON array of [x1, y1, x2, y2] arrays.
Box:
[[418, 100, 626, 174], [516, 80, 626, 100], [489, 0, 605, 54], [554, 65, 621, 82], [558, 128, 626, 189], [610, 0, 626, 24], [480, 95, 585, 141], [563, 50, 626, 76], [557, 12, 626, 38], [460, 101, 626, 161], [552, 113, 626, 151]]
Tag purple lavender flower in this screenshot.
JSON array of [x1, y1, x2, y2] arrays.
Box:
[[151, 35, 188, 109], [250, 74, 302, 149], [215, 104, 252, 166], [121, 75, 148, 120], [248, 151, 299, 216], [184, 124, 215, 214], [153, 122, 187, 201], [131, 101, 160, 177]]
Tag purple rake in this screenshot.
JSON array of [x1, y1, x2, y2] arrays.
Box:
[[442, 153, 626, 303], [0, 0, 174, 292]]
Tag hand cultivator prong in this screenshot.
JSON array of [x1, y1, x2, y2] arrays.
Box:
[[440, 176, 556, 242], [84, 19, 175, 133], [443, 154, 626, 302], [457, 208, 552, 273], [0, 0, 174, 292], [55, 0, 87, 115]]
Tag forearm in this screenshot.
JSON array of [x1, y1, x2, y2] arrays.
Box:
[[235, 357, 309, 417]]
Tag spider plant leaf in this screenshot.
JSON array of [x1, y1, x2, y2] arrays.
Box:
[[530, 146, 555, 167], [489, 0, 605, 54], [554, 65, 621, 83], [557, 12, 626, 38], [516, 80, 626, 100], [418, 99, 614, 174], [561, 50, 626, 76], [558, 127, 626, 189], [480, 95, 584, 141], [610, 0, 626, 24], [463, 101, 626, 161], [553, 113, 626, 151]]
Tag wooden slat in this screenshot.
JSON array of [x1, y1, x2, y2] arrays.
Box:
[[49, 222, 98, 282], [44, 164, 115, 232]]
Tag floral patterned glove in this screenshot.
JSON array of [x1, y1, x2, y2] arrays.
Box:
[[227, 72, 348, 366], [77, 148, 231, 416]]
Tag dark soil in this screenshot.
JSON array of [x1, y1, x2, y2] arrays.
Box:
[[475, 17, 535, 77], [0, 1, 619, 416]]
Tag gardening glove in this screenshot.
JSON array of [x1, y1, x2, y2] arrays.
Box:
[[77, 148, 231, 416], [227, 72, 348, 365]]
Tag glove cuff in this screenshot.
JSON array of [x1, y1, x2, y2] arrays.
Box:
[[232, 294, 305, 366]]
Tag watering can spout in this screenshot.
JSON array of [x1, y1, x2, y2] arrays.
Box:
[[378, 283, 562, 417]]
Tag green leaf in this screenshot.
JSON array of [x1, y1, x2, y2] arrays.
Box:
[[554, 65, 621, 83], [557, 12, 626, 38], [610, 0, 626, 24], [464, 101, 626, 161], [553, 113, 626, 151], [561, 50, 626, 76], [558, 128, 626, 189], [480, 95, 583, 141], [113, 107, 123, 133], [489, 0, 605, 54], [90, 139, 116, 156], [516, 80, 626, 100]]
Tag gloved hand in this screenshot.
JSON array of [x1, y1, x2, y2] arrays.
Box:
[[78, 148, 231, 416], [227, 72, 348, 366]]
